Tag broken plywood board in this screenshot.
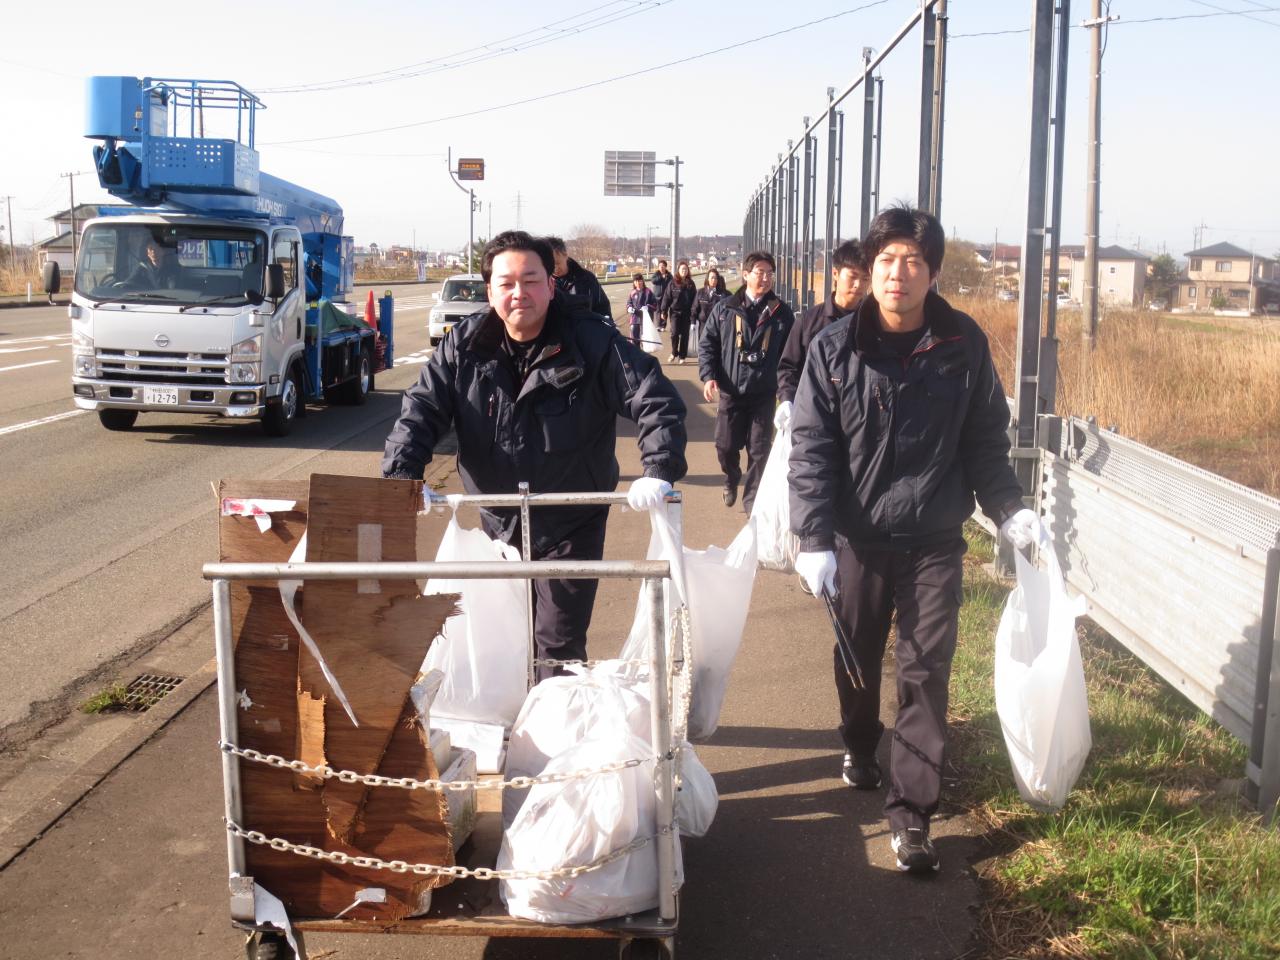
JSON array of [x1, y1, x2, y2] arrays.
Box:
[[217, 477, 459, 919]]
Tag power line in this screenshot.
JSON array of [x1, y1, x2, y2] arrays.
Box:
[[261, 0, 893, 147], [1188, 0, 1280, 30], [257, 1, 672, 94], [951, 5, 1280, 37]]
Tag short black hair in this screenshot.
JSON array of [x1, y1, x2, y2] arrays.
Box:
[[657, 259, 668, 267], [543, 235, 567, 255], [481, 231, 554, 283], [632, 272, 645, 282], [742, 250, 776, 273], [863, 204, 945, 275], [832, 239, 865, 273]]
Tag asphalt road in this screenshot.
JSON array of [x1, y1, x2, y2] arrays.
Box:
[[0, 282, 443, 743]]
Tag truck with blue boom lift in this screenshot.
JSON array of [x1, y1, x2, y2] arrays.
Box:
[[56, 76, 389, 436]]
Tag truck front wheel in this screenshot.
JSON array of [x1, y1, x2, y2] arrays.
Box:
[[262, 367, 300, 437], [98, 409, 138, 431]]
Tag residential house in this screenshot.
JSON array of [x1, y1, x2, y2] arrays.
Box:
[[1175, 242, 1279, 314], [36, 203, 119, 272], [1067, 245, 1148, 307]]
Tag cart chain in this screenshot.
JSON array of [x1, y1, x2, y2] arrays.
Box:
[[225, 819, 662, 881], [221, 742, 676, 792], [530, 657, 647, 668]]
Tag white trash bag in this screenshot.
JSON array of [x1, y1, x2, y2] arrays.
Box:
[[674, 742, 718, 838], [994, 522, 1091, 811], [750, 422, 799, 572], [422, 511, 531, 727], [498, 726, 683, 925], [621, 511, 758, 741], [503, 662, 651, 829], [640, 306, 662, 355]]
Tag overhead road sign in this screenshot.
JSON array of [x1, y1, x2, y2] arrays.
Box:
[[604, 150, 656, 197], [457, 158, 485, 181]]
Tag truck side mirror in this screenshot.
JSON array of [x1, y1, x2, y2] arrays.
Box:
[[266, 263, 286, 301], [42, 262, 61, 296]]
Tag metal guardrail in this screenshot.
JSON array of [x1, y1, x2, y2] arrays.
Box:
[[1036, 416, 1280, 813]]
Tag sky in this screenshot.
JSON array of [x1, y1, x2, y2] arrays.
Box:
[[1, 0, 1277, 259]]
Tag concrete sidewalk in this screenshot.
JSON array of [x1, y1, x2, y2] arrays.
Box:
[[0, 357, 982, 959]]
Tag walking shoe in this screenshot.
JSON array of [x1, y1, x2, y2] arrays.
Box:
[[891, 827, 940, 873], [722, 483, 738, 507], [667, 354, 675, 362], [841, 753, 881, 790]]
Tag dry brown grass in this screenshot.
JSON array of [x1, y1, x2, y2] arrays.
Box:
[[1, 255, 42, 297], [963, 298, 1280, 497]]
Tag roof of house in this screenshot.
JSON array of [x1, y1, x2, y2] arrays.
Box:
[[36, 231, 72, 249], [1185, 241, 1255, 259], [1096, 245, 1147, 260]]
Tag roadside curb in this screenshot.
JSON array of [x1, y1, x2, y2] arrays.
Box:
[[0, 658, 217, 871]]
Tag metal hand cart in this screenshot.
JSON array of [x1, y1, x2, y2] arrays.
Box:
[[205, 488, 688, 960]]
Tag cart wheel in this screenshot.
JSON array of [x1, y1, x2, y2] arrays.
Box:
[[619, 936, 674, 960], [245, 930, 295, 960]]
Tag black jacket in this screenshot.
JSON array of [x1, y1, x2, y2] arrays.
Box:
[[660, 280, 697, 321], [777, 295, 859, 403], [691, 285, 729, 326], [650, 270, 673, 308], [789, 291, 1023, 552], [697, 289, 795, 400], [554, 258, 613, 321], [382, 300, 687, 551]]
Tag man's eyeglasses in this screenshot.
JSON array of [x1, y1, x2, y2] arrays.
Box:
[[747, 268, 775, 279]]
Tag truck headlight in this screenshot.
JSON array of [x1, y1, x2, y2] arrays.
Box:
[[74, 354, 97, 377], [230, 362, 261, 384], [230, 335, 262, 362]]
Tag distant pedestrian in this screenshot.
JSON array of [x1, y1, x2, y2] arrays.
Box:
[[650, 259, 673, 329], [697, 251, 795, 512], [545, 236, 613, 321], [691, 267, 729, 348], [625, 273, 657, 347], [790, 205, 1035, 874], [660, 259, 697, 364]]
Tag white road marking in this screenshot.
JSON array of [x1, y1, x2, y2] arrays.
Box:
[[0, 346, 51, 355], [0, 409, 88, 437], [0, 359, 59, 373], [393, 348, 432, 367], [0, 334, 71, 346]]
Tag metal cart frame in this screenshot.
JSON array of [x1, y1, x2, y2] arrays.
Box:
[[204, 490, 685, 959]]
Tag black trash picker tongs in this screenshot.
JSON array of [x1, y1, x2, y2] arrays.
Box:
[[800, 577, 868, 690]]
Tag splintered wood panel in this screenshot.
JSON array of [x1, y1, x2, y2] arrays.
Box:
[[216, 476, 458, 920]]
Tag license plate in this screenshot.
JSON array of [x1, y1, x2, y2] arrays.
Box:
[[143, 386, 180, 406]]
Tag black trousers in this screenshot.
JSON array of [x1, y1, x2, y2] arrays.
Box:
[[714, 393, 774, 512], [671, 314, 693, 359], [528, 516, 609, 682], [833, 538, 966, 831]]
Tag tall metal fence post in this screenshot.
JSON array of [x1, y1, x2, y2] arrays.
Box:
[[1253, 546, 1280, 818], [917, 0, 938, 210], [927, 0, 948, 217], [825, 90, 839, 295], [788, 150, 799, 305], [1041, 0, 1072, 414], [801, 118, 814, 313], [834, 109, 845, 244], [860, 48, 875, 237]]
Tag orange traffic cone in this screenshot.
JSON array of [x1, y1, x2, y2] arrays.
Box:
[[364, 289, 377, 329]]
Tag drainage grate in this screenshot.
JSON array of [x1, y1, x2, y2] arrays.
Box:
[[121, 674, 185, 712]]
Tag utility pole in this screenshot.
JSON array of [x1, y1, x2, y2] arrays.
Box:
[[445, 147, 478, 273], [1083, 1, 1117, 348], [4, 195, 14, 269], [61, 173, 79, 265], [514, 192, 524, 231], [666, 156, 681, 265]]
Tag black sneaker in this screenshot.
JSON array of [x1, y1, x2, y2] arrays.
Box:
[[891, 827, 940, 873], [722, 483, 738, 507], [841, 753, 881, 790]]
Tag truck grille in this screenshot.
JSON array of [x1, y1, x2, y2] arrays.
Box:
[[97, 348, 229, 384]]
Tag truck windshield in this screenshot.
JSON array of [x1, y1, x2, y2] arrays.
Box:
[[75, 223, 267, 307]]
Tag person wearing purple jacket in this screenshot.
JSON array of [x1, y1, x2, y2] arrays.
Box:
[[625, 273, 658, 347]]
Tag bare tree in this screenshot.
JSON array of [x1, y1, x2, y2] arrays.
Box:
[[568, 223, 613, 270]]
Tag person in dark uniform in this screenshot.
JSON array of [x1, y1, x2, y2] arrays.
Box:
[[789, 206, 1036, 873], [383, 231, 687, 678], [774, 238, 868, 428], [690, 266, 729, 349], [545, 236, 612, 321], [659, 259, 697, 364], [650, 259, 673, 329], [697, 250, 795, 513], [625, 272, 658, 347]]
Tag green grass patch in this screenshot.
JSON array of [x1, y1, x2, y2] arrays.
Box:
[[79, 682, 128, 714], [950, 525, 1280, 959]]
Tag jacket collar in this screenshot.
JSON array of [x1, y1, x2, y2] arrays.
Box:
[[851, 290, 961, 355], [464, 301, 584, 399]]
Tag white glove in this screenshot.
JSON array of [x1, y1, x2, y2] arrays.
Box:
[[773, 400, 793, 431], [795, 550, 837, 598], [1000, 508, 1039, 550], [627, 477, 673, 511]]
